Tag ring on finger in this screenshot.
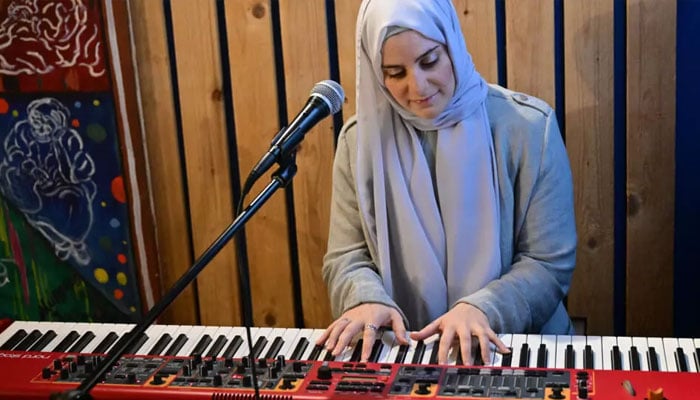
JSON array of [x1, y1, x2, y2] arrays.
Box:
[[365, 323, 379, 331]]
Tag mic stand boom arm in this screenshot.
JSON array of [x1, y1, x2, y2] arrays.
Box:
[[52, 154, 299, 400]]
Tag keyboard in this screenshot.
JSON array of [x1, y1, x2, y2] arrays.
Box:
[[1, 320, 698, 372]]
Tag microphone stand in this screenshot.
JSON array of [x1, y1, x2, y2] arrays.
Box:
[[51, 152, 299, 400]]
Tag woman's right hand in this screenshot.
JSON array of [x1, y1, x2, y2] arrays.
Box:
[[316, 303, 409, 362]]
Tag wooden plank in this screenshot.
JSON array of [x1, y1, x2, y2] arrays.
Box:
[[279, 0, 334, 328], [563, 0, 615, 335], [169, 0, 241, 326], [225, 0, 295, 328], [453, 0, 498, 84], [334, 0, 363, 119], [625, 0, 676, 336], [504, 0, 555, 106], [127, 0, 196, 324]]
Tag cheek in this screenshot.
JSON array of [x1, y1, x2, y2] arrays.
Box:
[[384, 80, 405, 103]]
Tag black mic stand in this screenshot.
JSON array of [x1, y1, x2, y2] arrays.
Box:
[[51, 152, 299, 400]]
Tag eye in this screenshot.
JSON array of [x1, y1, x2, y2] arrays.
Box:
[[420, 53, 440, 69], [383, 68, 405, 79]]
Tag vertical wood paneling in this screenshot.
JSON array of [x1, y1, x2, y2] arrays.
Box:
[[625, 0, 676, 336], [279, 0, 334, 328], [225, 0, 295, 328], [170, 0, 241, 326], [334, 0, 363, 119], [453, 0, 498, 84], [128, 0, 196, 324], [505, 1, 555, 106], [563, 0, 615, 335]]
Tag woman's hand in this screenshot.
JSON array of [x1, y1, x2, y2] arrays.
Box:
[[410, 303, 510, 365], [316, 303, 409, 362]]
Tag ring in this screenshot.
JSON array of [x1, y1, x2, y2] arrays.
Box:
[[365, 323, 379, 331]]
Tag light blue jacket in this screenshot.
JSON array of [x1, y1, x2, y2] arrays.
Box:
[[323, 84, 577, 334]]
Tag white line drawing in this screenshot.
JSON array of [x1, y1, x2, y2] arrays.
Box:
[[0, 260, 9, 288], [0, 0, 105, 77], [0, 98, 96, 265]]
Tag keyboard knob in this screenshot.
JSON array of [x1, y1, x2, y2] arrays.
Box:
[[317, 365, 332, 380], [213, 374, 223, 387], [42, 367, 52, 379]]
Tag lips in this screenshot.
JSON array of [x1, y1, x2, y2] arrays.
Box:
[[411, 93, 438, 105]]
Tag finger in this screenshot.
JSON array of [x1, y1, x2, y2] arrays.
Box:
[[410, 319, 440, 341], [360, 323, 379, 362], [322, 317, 351, 349], [478, 334, 492, 366], [437, 328, 454, 365], [459, 332, 473, 366], [390, 315, 409, 345], [489, 332, 510, 354], [333, 321, 361, 356]]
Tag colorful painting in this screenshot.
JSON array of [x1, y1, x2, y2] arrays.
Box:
[[0, 0, 142, 322]]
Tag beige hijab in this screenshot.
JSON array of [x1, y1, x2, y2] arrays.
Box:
[[354, 0, 502, 327]]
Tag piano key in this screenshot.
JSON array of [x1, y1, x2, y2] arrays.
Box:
[[220, 333, 244, 359], [28, 329, 58, 352], [629, 345, 641, 370], [274, 328, 303, 360], [285, 328, 313, 360], [572, 335, 592, 369], [601, 336, 618, 370], [134, 325, 167, 355], [0, 328, 27, 350], [615, 336, 633, 371], [84, 323, 132, 354], [694, 338, 700, 372], [232, 327, 260, 360], [262, 328, 289, 359], [428, 338, 440, 365], [149, 332, 174, 356], [189, 326, 219, 356], [164, 326, 195, 356], [647, 337, 664, 371], [524, 334, 541, 368], [612, 345, 622, 370], [303, 329, 326, 361], [492, 334, 512, 366], [509, 334, 527, 368], [68, 331, 97, 353], [52, 330, 81, 353], [175, 325, 205, 357], [631, 337, 650, 371], [677, 338, 697, 372], [662, 338, 679, 372], [419, 334, 439, 364], [555, 335, 571, 369], [377, 331, 399, 364], [539, 334, 557, 369], [14, 330, 42, 351], [586, 336, 603, 370]]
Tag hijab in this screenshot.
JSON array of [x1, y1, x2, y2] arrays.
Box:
[[354, 0, 502, 327]]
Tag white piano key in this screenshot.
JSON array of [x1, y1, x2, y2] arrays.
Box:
[[402, 337, 419, 365], [570, 335, 587, 369], [492, 334, 512, 366], [646, 337, 666, 371], [131, 324, 167, 355], [539, 334, 557, 369], [300, 329, 325, 360], [525, 334, 542, 368], [616, 336, 633, 371], [509, 334, 528, 367], [554, 335, 571, 368], [662, 337, 679, 372], [95, 323, 135, 354], [80, 323, 114, 354], [631, 337, 650, 371], [677, 338, 697, 372], [419, 334, 439, 364], [165, 325, 195, 356], [27, 322, 67, 352], [601, 336, 618, 370], [382, 331, 402, 363], [694, 338, 700, 372], [191, 326, 221, 356], [586, 336, 603, 370], [274, 328, 302, 360], [282, 328, 313, 360], [0, 321, 35, 347], [232, 327, 260, 359], [374, 330, 395, 363], [260, 328, 288, 359], [178, 325, 207, 356]]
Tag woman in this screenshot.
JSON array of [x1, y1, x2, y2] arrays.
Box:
[[318, 0, 577, 366]]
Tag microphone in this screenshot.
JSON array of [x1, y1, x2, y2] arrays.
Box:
[[248, 80, 344, 184]]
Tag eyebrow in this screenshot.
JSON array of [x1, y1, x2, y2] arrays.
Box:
[[381, 45, 441, 69]]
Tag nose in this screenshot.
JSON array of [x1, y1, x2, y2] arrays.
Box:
[[407, 69, 429, 96]]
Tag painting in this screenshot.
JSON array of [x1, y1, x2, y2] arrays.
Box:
[[0, 0, 143, 322]]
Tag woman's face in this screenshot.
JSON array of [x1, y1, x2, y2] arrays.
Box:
[[381, 30, 455, 119]]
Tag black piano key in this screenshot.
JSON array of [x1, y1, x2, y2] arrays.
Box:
[[206, 335, 228, 358], [368, 339, 383, 363], [394, 344, 408, 364], [536, 344, 547, 368], [456, 350, 464, 366], [695, 347, 700, 372], [675, 347, 689, 372], [68, 332, 96, 353], [52, 331, 80, 352], [629, 346, 641, 371], [323, 350, 336, 361], [190, 334, 212, 356], [564, 344, 575, 369], [428, 341, 439, 365], [221, 336, 243, 359], [500, 347, 513, 367], [518, 343, 530, 367], [164, 333, 188, 356], [1, 329, 28, 350], [584, 345, 594, 369], [612, 345, 622, 370], [264, 336, 284, 360], [411, 340, 426, 364], [93, 332, 119, 354], [28, 330, 58, 352], [127, 333, 148, 354], [148, 334, 173, 356], [14, 330, 43, 351], [473, 343, 484, 366], [307, 344, 324, 361], [289, 337, 309, 361], [350, 339, 364, 362], [648, 347, 660, 371], [250, 336, 268, 359]]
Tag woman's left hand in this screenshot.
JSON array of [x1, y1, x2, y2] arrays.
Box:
[[410, 303, 510, 365]]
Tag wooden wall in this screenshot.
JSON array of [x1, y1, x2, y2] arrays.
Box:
[[128, 0, 677, 336]]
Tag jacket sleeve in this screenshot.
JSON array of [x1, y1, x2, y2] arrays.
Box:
[[322, 124, 402, 320], [460, 108, 577, 333]]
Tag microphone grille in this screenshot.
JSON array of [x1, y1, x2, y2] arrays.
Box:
[[310, 80, 345, 114]]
